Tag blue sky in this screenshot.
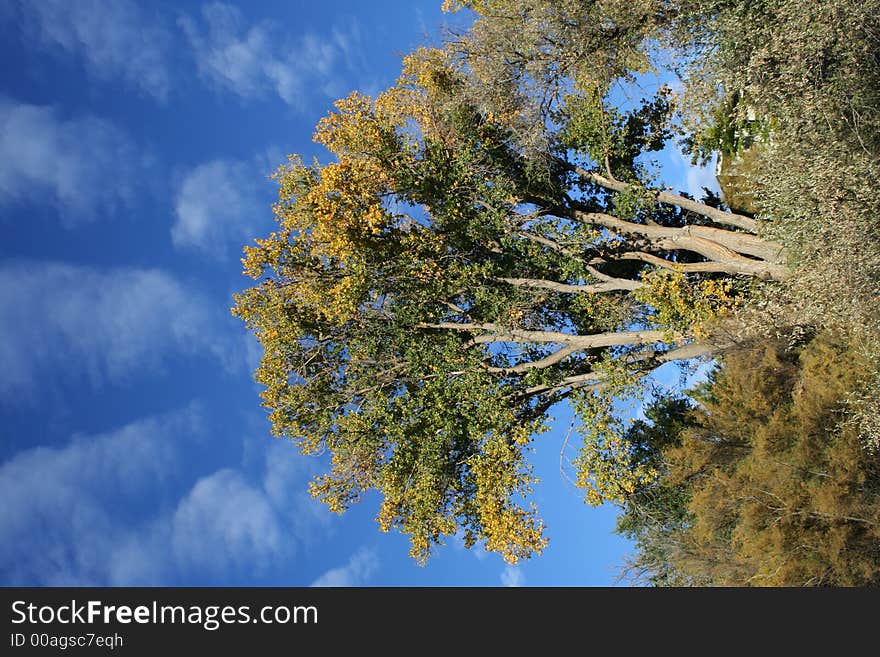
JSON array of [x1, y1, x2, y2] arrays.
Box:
[[0, 0, 718, 587]]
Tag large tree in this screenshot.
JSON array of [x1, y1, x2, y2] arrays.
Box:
[[233, 0, 877, 562]]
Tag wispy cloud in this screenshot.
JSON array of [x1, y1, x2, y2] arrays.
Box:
[[0, 407, 330, 585], [0, 406, 202, 585], [262, 439, 331, 532], [172, 469, 283, 577], [0, 261, 239, 402], [170, 437, 329, 581], [0, 97, 140, 225], [179, 3, 364, 108], [172, 157, 274, 255], [500, 565, 525, 587], [684, 158, 719, 200], [310, 547, 379, 587], [7, 0, 172, 100], [671, 148, 720, 200]]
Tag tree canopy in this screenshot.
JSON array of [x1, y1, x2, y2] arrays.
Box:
[[233, 0, 880, 564]]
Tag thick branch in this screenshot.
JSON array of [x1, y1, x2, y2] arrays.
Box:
[[571, 210, 789, 280], [512, 208, 786, 279], [571, 209, 784, 263], [485, 344, 581, 373], [607, 251, 785, 278], [596, 253, 731, 274], [570, 165, 759, 233], [520, 341, 714, 396], [496, 276, 642, 293], [419, 321, 667, 348]]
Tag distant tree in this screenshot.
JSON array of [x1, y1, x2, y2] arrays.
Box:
[[613, 394, 700, 586], [618, 335, 880, 586], [233, 0, 878, 562]]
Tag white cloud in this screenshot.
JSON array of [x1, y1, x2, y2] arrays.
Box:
[[685, 157, 720, 200], [500, 565, 525, 587], [171, 469, 283, 577], [262, 440, 312, 510], [310, 547, 379, 587], [672, 148, 720, 200], [0, 261, 238, 401], [0, 98, 139, 224], [169, 437, 331, 581], [261, 439, 333, 540], [0, 406, 202, 585], [9, 0, 172, 100], [179, 3, 364, 108], [0, 408, 329, 585], [172, 158, 272, 254]]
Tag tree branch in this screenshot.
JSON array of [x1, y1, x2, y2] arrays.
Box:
[[570, 209, 785, 264], [523, 371, 608, 396], [495, 276, 642, 293], [484, 344, 582, 373], [568, 164, 760, 233], [605, 252, 782, 278], [516, 230, 580, 258], [520, 341, 714, 397], [570, 210, 789, 279], [419, 321, 668, 348]]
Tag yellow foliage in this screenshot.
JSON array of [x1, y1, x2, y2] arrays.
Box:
[[469, 434, 547, 563], [636, 268, 741, 340], [399, 47, 451, 94], [314, 91, 390, 159], [576, 429, 659, 506], [440, 0, 487, 14]]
